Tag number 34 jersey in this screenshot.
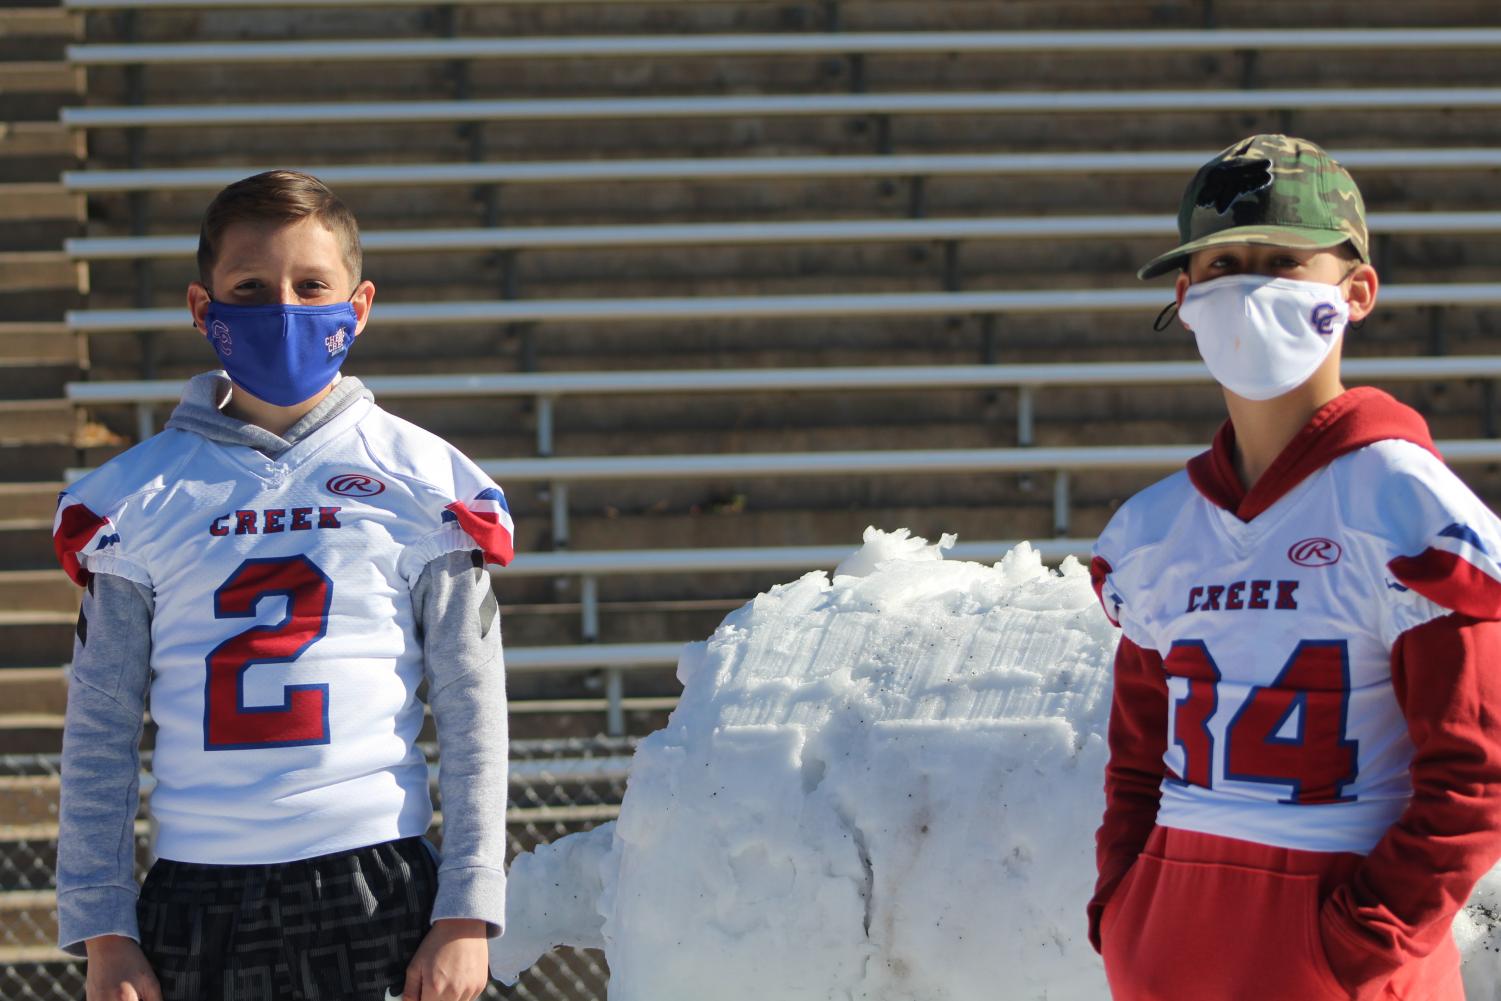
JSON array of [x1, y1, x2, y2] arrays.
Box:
[[52, 396, 514, 866], [1092, 388, 1501, 855]]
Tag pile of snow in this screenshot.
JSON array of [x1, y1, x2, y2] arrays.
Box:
[[492, 528, 1501, 1000]]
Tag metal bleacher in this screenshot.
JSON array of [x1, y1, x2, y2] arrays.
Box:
[[7, 2, 1501, 995], [48, 0, 1501, 682]]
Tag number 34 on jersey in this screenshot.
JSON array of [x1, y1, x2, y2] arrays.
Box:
[[1165, 637, 1358, 805]]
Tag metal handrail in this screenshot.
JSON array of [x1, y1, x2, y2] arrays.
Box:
[[59, 210, 1501, 260], [61, 283, 1501, 333], [66, 356, 1501, 407], [59, 88, 1501, 130], [60, 149, 1501, 193], [65, 29, 1501, 65]]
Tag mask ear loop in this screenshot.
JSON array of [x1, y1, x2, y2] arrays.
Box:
[[1152, 301, 1179, 332]]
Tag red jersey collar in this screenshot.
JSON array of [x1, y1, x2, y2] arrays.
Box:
[[1186, 386, 1440, 522]]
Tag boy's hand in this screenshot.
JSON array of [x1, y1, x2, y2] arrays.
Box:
[[85, 935, 162, 1001], [403, 918, 490, 1001]]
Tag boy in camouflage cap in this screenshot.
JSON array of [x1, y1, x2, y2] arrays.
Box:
[[1088, 135, 1501, 1000]]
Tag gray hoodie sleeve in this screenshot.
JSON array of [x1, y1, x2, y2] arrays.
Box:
[[412, 549, 509, 936], [56, 572, 154, 957]]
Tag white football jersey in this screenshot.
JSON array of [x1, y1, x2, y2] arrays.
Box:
[[53, 396, 514, 865], [1094, 429, 1501, 855]]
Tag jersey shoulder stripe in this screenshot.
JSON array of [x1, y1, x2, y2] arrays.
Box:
[[354, 405, 515, 567], [52, 430, 202, 587], [1334, 440, 1501, 621]]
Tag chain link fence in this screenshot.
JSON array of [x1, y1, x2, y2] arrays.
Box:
[[0, 738, 633, 1001]]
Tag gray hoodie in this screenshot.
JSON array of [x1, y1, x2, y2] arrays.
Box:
[[56, 372, 509, 956]]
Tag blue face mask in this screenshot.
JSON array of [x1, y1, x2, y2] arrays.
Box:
[[202, 299, 358, 407]]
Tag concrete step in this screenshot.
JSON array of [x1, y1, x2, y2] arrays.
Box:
[[0, 443, 74, 485], [0, 574, 74, 615], [0, 776, 60, 829], [0, 713, 65, 756], [0, 667, 66, 716], [0, 519, 54, 568], [0, 176, 83, 249], [0, 182, 83, 226], [0, 62, 81, 98], [0, 612, 74, 671], [0, 890, 56, 949], [0, 323, 77, 363], [0, 401, 75, 446], [0, 483, 61, 523], [0, 362, 78, 402], [0, 122, 78, 161], [0, 8, 82, 42], [0, 120, 82, 183], [0, 252, 85, 295]]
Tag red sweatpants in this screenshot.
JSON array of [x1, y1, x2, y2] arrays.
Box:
[[1099, 827, 1465, 1001]]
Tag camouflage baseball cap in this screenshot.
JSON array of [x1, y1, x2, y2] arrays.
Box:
[[1137, 134, 1368, 280]]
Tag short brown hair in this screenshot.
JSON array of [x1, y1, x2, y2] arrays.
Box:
[[196, 169, 362, 288]]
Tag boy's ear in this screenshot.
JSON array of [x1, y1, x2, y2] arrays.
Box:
[[1344, 263, 1379, 324], [350, 279, 376, 337], [187, 282, 212, 335], [1174, 272, 1192, 328]]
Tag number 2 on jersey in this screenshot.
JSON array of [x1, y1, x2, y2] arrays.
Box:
[[204, 555, 332, 750], [1165, 639, 1358, 804]]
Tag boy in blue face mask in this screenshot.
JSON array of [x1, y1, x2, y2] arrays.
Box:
[[1087, 136, 1501, 999], [54, 170, 511, 1001]]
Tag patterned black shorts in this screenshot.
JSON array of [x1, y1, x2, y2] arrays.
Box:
[[135, 836, 438, 1001]]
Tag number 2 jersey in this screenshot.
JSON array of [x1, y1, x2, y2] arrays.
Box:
[[52, 388, 514, 866], [1091, 386, 1501, 858]]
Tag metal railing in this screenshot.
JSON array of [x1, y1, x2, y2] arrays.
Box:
[[66, 0, 760, 7], [59, 148, 1501, 194], [59, 209, 1501, 261], [68, 352, 1501, 456], [58, 87, 1501, 130], [63, 28, 1501, 66], [60, 282, 1501, 335], [0, 739, 632, 1000]]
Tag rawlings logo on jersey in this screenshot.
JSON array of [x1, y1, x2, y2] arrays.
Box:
[[1288, 537, 1342, 567], [326, 473, 386, 497]]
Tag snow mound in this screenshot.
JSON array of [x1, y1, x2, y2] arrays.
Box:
[[492, 529, 1501, 1000]]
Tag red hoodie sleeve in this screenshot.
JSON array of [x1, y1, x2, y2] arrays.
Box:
[[1088, 634, 1169, 952], [1320, 612, 1501, 998]]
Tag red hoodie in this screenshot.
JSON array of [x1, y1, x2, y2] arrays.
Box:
[[1090, 387, 1501, 999]]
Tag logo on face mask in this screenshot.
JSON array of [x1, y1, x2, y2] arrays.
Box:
[[209, 319, 233, 356], [324, 327, 348, 357], [1310, 303, 1340, 336]]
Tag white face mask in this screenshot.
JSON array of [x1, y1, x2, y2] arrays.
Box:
[[1178, 274, 1351, 401]]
